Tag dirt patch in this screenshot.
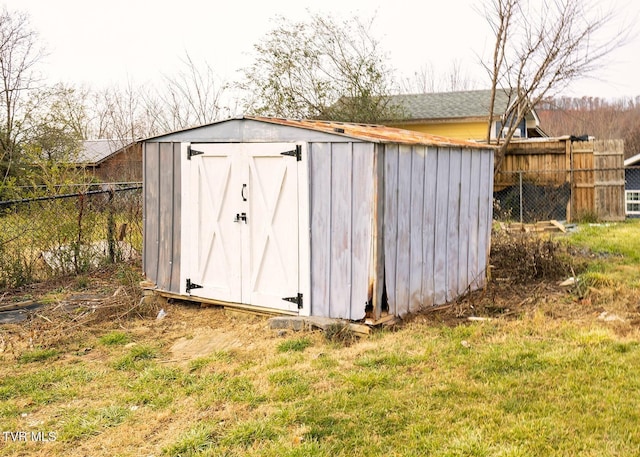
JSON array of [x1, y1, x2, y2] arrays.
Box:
[[168, 327, 244, 363]]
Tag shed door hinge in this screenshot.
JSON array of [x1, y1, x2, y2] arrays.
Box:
[[280, 145, 302, 161], [186, 278, 203, 293], [283, 293, 303, 309], [187, 146, 204, 160]]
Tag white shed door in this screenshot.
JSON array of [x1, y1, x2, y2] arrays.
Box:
[[182, 145, 241, 303], [181, 142, 304, 313]]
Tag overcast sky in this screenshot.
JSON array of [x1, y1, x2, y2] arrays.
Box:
[[3, 0, 640, 100]]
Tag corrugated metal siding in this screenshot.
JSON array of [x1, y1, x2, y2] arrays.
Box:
[[143, 142, 181, 292], [309, 141, 375, 320], [383, 145, 493, 317]]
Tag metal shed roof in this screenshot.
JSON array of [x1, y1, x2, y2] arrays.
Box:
[[77, 139, 134, 165], [252, 116, 494, 148], [144, 115, 495, 150]]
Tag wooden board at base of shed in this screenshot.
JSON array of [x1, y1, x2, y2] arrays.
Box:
[[158, 290, 299, 317], [498, 220, 567, 233], [141, 283, 394, 329]]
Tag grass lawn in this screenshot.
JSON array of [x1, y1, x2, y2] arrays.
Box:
[[0, 220, 639, 456]]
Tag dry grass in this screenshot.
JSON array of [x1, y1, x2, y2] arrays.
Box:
[[0, 221, 639, 456]]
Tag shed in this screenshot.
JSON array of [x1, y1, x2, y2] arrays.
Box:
[[142, 116, 494, 321], [624, 153, 640, 217], [77, 139, 142, 182]]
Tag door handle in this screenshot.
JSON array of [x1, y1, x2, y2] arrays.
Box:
[[234, 212, 247, 223], [241, 184, 247, 201]]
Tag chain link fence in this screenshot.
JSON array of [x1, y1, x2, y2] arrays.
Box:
[[494, 170, 571, 223], [0, 183, 143, 289], [494, 167, 632, 223]]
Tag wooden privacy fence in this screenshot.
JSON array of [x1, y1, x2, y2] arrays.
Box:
[[494, 138, 625, 222]]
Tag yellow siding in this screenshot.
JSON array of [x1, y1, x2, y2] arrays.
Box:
[[389, 121, 488, 141]]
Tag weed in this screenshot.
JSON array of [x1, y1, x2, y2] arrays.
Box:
[[115, 262, 145, 304], [113, 345, 157, 370], [354, 352, 421, 369], [221, 419, 279, 448], [187, 351, 233, 372], [98, 331, 130, 346], [269, 369, 311, 401], [0, 366, 95, 404], [276, 337, 313, 353], [61, 405, 130, 442], [491, 230, 576, 283], [163, 422, 219, 456], [18, 347, 60, 363], [580, 271, 618, 289], [75, 275, 90, 290], [125, 366, 186, 409], [193, 374, 264, 408], [324, 322, 357, 346]]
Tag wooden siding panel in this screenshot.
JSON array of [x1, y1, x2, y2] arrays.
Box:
[[433, 149, 450, 305], [309, 143, 332, 318], [350, 142, 374, 320], [306, 141, 378, 319], [329, 143, 353, 319], [371, 146, 385, 319], [468, 152, 482, 289], [383, 145, 399, 316], [476, 150, 493, 289], [446, 149, 461, 301], [170, 143, 182, 293], [143, 142, 181, 293], [409, 146, 426, 314], [157, 143, 177, 291], [457, 149, 472, 295], [421, 147, 438, 306], [395, 145, 413, 316], [143, 142, 160, 284]]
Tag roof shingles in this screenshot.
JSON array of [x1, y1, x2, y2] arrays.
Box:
[[387, 89, 513, 121]]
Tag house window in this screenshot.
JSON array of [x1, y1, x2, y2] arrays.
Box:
[[496, 118, 527, 139], [626, 190, 640, 215]]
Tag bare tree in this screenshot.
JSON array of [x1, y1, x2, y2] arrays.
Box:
[[399, 63, 438, 94], [92, 81, 154, 142], [240, 13, 398, 123], [482, 0, 633, 169], [399, 60, 478, 94], [539, 95, 640, 159], [146, 53, 229, 133], [0, 7, 44, 184]]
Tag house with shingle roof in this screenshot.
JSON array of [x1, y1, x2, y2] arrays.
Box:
[[76, 139, 142, 182], [624, 153, 640, 217], [385, 89, 546, 142]]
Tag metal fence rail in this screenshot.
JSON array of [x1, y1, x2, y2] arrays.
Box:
[[0, 183, 143, 289]]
